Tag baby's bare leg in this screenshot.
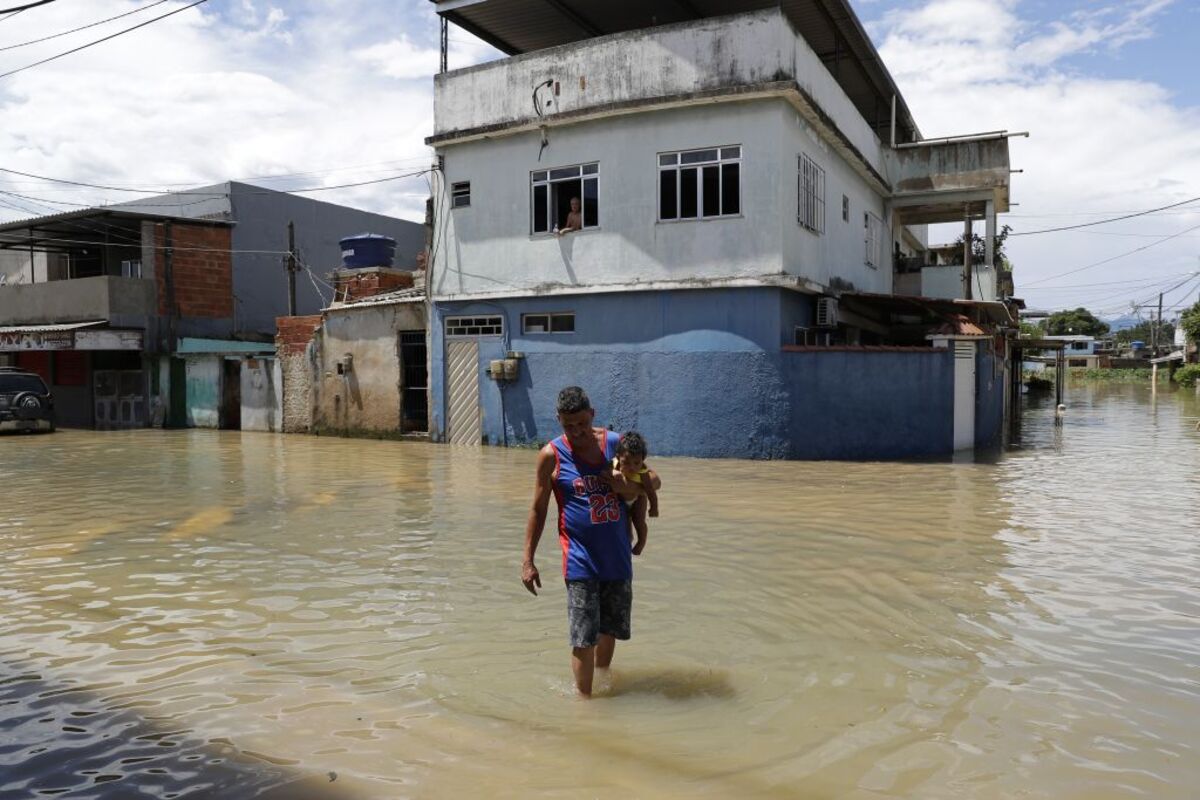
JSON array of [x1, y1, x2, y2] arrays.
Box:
[[631, 496, 648, 555]]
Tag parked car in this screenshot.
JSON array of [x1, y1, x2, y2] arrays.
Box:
[[0, 367, 55, 433]]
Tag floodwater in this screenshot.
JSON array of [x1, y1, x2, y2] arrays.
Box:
[[1, 385, 1198, 799]]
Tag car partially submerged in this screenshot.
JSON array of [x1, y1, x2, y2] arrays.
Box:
[[0, 367, 55, 433]]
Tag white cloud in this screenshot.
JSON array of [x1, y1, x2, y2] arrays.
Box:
[[0, 0, 501, 225], [877, 0, 1200, 315]]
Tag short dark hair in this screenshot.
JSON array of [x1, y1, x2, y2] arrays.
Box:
[[617, 431, 647, 459], [556, 386, 591, 415]]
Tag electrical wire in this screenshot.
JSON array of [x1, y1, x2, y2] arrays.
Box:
[[0, 166, 433, 196], [0, 0, 208, 82], [0, 0, 170, 52], [0, 0, 55, 15], [1021, 220, 1200, 287], [1009, 195, 1200, 237]]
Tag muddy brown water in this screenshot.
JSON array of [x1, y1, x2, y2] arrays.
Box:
[[1, 384, 1198, 799]]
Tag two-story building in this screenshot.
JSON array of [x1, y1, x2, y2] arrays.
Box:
[[425, 1, 1020, 459], [0, 182, 424, 430]]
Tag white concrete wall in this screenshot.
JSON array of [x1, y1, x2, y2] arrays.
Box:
[[434, 9, 884, 178], [241, 357, 281, 432], [435, 101, 896, 297], [920, 265, 997, 301], [780, 107, 891, 294]]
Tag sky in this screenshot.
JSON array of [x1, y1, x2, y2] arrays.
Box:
[[0, 0, 1197, 320]]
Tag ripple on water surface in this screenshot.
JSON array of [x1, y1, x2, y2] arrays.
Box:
[[1, 384, 1198, 798]]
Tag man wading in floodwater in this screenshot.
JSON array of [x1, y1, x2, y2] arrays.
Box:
[[521, 386, 660, 696]]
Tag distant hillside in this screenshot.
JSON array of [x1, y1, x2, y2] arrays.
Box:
[[1106, 314, 1142, 331]]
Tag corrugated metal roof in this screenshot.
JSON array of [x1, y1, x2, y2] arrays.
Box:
[[0, 320, 105, 334], [433, 0, 920, 141], [0, 207, 233, 236], [328, 287, 427, 310]]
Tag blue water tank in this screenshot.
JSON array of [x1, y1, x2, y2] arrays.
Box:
[[1130, 340, 1145, 351], [339, 233, 397, 269]]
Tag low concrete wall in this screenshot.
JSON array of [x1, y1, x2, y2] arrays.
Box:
[[783, 348, 954, 460], [0, 275, 155, 325]]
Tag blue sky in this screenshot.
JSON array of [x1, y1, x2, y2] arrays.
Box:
[[0, 0, 1197, 316]]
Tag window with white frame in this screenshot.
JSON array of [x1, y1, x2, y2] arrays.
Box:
[[451, 181, 471, 208], [658, 146, 740, 221], [864, 212, 881, 268], [798, 154, 825, 233], [120, 259, 142, 279], [531, 163, 598, 234], [445, 315, 503, 336], [522, 312, 575, 334]]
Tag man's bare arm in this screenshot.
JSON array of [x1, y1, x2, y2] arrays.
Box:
[[522, 446, 556, 596]]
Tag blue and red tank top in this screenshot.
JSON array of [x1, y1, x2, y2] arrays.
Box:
[[551, 430, 632, 581]]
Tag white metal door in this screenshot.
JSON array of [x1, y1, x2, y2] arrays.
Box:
[[445, 339, 481, 446], [953, 341, 976, 451]]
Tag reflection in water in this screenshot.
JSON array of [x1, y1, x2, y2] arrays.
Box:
[[1, 383, 1198, 798]]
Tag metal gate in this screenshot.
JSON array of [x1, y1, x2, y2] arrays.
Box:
[[445, 339, 481, 445], [952, 341, 977, 451], [94, 370, 146, 430]]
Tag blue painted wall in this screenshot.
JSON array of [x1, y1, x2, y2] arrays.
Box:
[[431, 287, 983, 460], [782, 349, 954, 459], [974, 340, 1004, 450]]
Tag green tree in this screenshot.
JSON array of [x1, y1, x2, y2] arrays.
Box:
[[953, 224, 1013, 269], [1115, 320, 1174, 345], [1019, 320, 1043, 338], [1045, 308, 1110, 337], [1180, 300, 1200, 345]]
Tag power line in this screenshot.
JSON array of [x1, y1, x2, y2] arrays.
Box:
[[1021, 220, 1200, 287], [0, 0, 170, 53], [1009, 195, 1200, 237], [0, 166, 432, 195], [1017, 271, 1197, 291], [0, 0, 56, 15], [0, 0, 207, 82]]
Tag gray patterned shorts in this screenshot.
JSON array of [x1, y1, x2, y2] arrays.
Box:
[[566, 579, 632, 648]]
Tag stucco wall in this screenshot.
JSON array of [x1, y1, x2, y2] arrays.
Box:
[[783, 349, 954, 460], [431, 287, 960, 460], [311, 302, 427, 434], [435, 101, 891, 298], [280, 351, 314, 433], [0, 275, 156, 326]]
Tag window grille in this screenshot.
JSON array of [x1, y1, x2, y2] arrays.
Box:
[[451, 182, 471, 208], [658, 146, 740, 221], [445, 315, 503, 337], [798, 154, 825, 233], [531, 163, 598, 234]]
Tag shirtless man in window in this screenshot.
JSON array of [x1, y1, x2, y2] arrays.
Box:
[[558, 196, 583, 235]]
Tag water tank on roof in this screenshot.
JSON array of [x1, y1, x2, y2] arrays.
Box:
[[339, 233, 396, 269], [1130, 341, 1145, 351]]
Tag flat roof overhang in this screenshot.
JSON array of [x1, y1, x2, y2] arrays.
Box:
[[0, 209, 231, 252], [432, 0, 921, 143]]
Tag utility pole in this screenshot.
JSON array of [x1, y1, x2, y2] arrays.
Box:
[[1154, 292, 1164, 355], [286, 220, 297, 316]]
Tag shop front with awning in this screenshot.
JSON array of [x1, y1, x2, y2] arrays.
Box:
[[0, 321, 150, 429]]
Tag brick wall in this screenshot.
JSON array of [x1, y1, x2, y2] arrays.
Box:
[[332, 268, 414, 303], [155, 224, 234, 318], [276, 314, 323, 356]]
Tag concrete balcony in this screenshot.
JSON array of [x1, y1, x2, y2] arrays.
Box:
[[430, 9, 888, 183], [0, 275, 157, 326]]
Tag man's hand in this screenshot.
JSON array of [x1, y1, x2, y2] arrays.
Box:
[[522, 561, 541, 596]]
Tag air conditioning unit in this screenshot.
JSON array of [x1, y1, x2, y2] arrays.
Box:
[[816, 297, 839, 328]]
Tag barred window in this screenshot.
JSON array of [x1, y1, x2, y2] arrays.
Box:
[[864, 212, 882, 268], [451, 181, 471, 208], [531, 163, 598, 234], [659, 146, 740, 221], [445, 315, 503, 336], [798, 154, 825, 234]]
